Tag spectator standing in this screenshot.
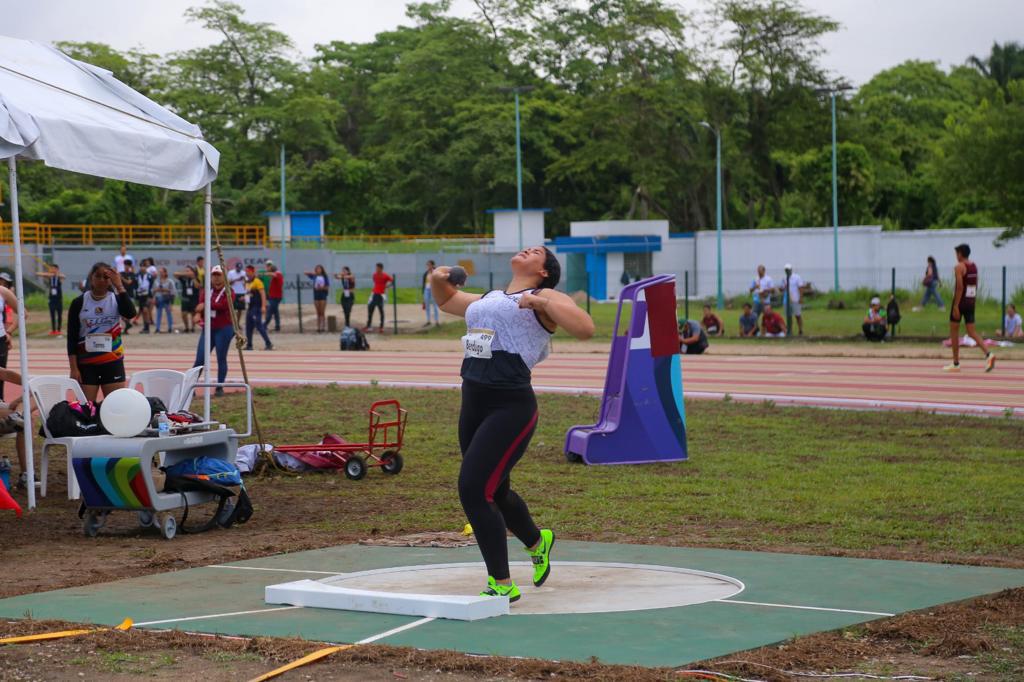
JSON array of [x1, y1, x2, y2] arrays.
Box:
[[37, 264, 65, 336], [999, 303, 1023, 338], [701, 305, 724, 336], [0, 273, 15, 399], [365, 263, 393, 332], [945, 243, 995, 372], [67, 263, 136, 401], [174, 265, 200, 333], [135, 259, 154, 333], [749, 264, 773, 315], [738, 303, 759, 337], [305, 264, 330, 333], [195, 256, 205, 287], [782, 263, 806, 335], [153, 267, 177, 333], [914, 256, 944, 311], [113, 245, 134, 273], [244, 265, 273, 351], [678, 319, 709, 355], [120, 260, 137, 332], [761, 303, 787, 338], [422, 260, 440, 326], [227, 262, 247, 319], [862, 296, 887, 341], [193, 266, 232, 396], [264, 260, 284, 332], [335, 266, 356, 328]]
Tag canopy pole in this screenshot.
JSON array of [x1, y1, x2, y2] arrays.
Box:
[[7, 158, 35, 509], [203, 184, 212, 421]]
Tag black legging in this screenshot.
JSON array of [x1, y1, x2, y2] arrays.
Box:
[[367, 293, 385, 328], [341, 293, 354, 327], [49, 296, 62, 332], [458, 380, 541, 580]]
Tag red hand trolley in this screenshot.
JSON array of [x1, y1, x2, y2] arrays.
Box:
[[273, 400, 408, 480]]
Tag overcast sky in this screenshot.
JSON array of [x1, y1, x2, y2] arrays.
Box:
[[3, 0, 1022, 85]]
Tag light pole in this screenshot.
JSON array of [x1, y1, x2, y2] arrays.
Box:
[[279, 144, 286, 276], [498, 86, 535, 251], [699, 121, 724, 310], [815, 85, 853, 294]]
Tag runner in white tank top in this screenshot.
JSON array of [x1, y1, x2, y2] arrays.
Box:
[[430, 246, 595, 603]]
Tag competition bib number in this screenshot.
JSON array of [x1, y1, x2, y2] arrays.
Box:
[[85, 334, 113, 353], [462, 328, 494, 359], [965, 285, 977, 298], [51, 288, 58, 296], [185, 287, 194, 296]]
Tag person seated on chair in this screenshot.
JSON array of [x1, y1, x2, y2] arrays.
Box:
[[862, 296, 888, 342], [761, 304, 786, 338], [738, 302, 759, 337], [998, 303, 1023, 338], [679, 319, 709, 355], [701, 305, 724, 336]]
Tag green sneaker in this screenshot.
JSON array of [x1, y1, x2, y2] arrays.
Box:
[[480, 576, 520, 602], [527, 528, 555, 587]]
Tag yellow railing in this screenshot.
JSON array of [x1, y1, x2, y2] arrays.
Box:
[[0, 223, 266, 246], [324, 233, 492, 243]]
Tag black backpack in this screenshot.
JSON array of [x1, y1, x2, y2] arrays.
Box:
[[339, 326, 369, 351], [886, 298, 902, 327], [162, 475, 253, 533], [44, 400, 107, 437]]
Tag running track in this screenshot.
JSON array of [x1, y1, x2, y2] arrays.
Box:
[[12, 348, 1023, 418]]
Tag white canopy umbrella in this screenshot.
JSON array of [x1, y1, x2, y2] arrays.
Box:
[[0, 35, 220, 508]]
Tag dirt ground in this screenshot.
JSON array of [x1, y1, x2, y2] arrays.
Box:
[[1, 461, 1022, 681]]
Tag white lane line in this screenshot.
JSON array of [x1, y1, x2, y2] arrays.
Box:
[[134, 606, 303, 627], [717, 599, 894, 617], [356, 617, 436, 644], [208, 564, 346, 576]]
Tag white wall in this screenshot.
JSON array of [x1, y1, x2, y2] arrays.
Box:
[[571, 220, 669, 239], [494, 211, 545, 252], [693, 226, 1024, 298]]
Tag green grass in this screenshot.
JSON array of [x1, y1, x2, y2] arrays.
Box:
[[215, 385, 1024, 559]]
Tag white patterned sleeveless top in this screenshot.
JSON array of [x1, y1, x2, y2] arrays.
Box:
[[461, 289, 554, 388]]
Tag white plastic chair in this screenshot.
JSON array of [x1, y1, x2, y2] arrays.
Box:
[[176, 366, 203, 412], [28, 375, 89, 499], [127, 369, 186, 414]]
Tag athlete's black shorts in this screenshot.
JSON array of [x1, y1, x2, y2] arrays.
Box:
[[136, 293, 151, 308], [79, 358, 126, 386], [952, 304, 975, 325]]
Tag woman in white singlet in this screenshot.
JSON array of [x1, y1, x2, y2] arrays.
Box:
[[430, 246, 595, 603], [67, 263, 137, 401]]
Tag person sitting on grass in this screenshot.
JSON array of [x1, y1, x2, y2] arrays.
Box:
[[760, 303, 786, 337], [679, 319, 709, 355], [999, 303, 1023, 338], [701, 305, 724, 336], [738, 302, 759, 337], [862, 296, 887, 342]]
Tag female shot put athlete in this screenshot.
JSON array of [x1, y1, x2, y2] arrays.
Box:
[[431, 246, 595, 602], [67, 262, 137, 401]]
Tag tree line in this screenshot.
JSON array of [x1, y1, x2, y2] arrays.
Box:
[[5, 0, 1023, 242]]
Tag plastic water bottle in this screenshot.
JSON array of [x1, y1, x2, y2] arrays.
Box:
[[157, 412, 171, 438], [0, 456, 10, 491]]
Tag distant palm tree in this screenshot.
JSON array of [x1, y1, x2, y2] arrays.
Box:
[[967, 41, 1024, 91]]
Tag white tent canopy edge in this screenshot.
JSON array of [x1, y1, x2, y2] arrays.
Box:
[[0, 36, 220, 509]]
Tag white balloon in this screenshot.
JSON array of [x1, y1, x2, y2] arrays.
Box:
[[100, 388, 152, 438]]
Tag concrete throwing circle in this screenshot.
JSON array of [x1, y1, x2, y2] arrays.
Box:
[[319, 561, 744, 615]]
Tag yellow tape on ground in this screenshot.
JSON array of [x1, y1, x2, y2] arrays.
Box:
[[248, 644, 352, 682], [0, 618, 132, 645]]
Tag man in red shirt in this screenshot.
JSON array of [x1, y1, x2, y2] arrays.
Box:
[[366, 263, 393, 332], [263, 260, 284, 333], [761, 303, 787, 337]]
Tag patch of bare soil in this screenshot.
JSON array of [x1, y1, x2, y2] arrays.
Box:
[[1, 468, 1022, 681]]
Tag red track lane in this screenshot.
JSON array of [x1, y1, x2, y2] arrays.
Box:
[[9, 349, 1023, 417]]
